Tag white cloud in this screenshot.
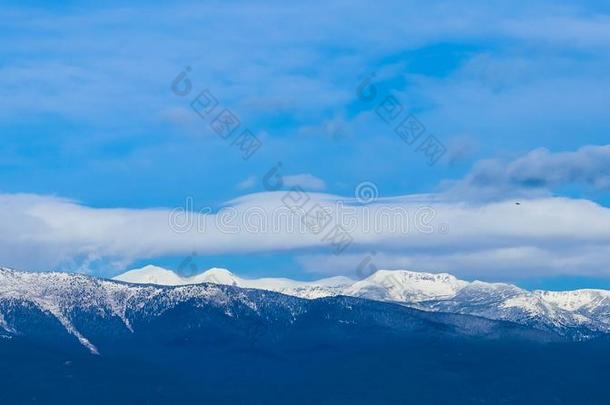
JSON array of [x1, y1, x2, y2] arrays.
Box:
[[446, 144, 610, 200], [2, 189, 610, 279], [237, 175, 257, 190], [503, 15, 610, 48], [282, 174, 327, 191], [236, 173, 326, 191], [5, 1, 609, 126]]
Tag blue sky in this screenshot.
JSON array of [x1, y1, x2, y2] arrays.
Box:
[[1, 1, 610, 289]]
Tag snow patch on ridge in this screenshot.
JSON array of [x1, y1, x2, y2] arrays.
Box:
[[0, 312, 15, 334], [44, 303, 100, 355]]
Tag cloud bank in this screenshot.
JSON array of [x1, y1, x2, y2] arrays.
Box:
[[2, 185, 610, 279], [446, 144, 610, 200]]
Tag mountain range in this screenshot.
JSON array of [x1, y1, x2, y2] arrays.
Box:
[[115, 265, 610, 339], [2, 266, 610, 403]]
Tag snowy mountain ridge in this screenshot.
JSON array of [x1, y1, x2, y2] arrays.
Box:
[[1, 265, 609, 356], [116, 265, 354, 299], [0, 266, 302, 354], [2, 265, 562, 358], [115, 265, 610, 337]]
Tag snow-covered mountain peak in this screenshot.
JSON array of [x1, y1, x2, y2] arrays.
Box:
[[191, 268, 239, 286], [534, 289, 610, 311], [114, 265, 185, 286], [345, 269, 469, 303], [114, 266, 239, 287], [364, 269, 467, 290]]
